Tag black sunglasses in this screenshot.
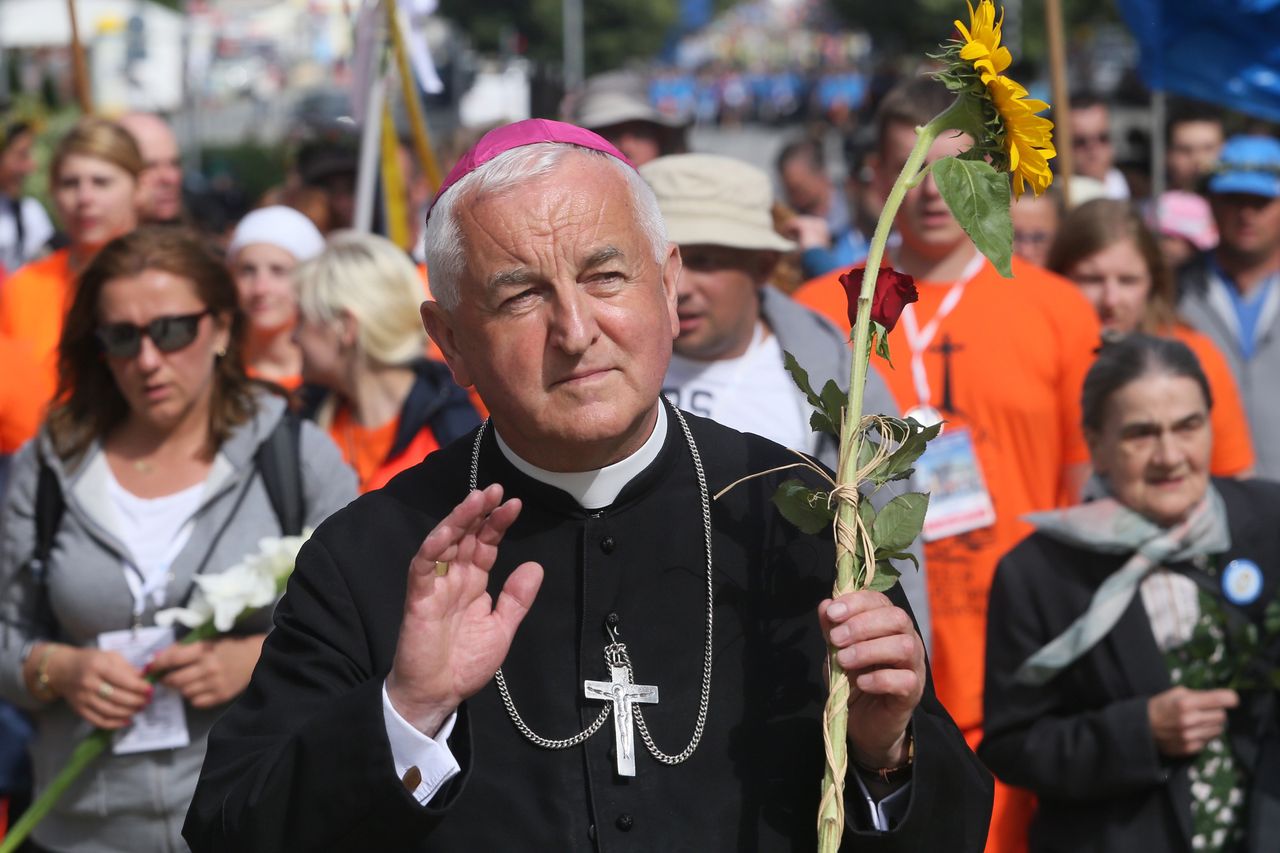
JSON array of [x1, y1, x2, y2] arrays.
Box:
[[95, 310, 212, 359]]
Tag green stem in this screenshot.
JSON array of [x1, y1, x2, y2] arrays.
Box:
[[0, 621, 221, 851], [817, 99, 964, 853]]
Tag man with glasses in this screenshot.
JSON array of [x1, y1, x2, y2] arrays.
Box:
[[1067, 94, 1130, 200]]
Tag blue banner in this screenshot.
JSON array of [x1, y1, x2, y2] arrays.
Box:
[[1116, 0, 1280, 121]]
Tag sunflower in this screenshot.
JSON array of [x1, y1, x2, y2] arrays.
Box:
[[987, 76, 1056, 197], [954, 0, 1011, 84], [937, 0, 1057, 198]]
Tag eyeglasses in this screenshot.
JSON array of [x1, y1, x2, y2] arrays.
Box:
[[1072, 132, 1112, 149], [95, 310, 212, 359]]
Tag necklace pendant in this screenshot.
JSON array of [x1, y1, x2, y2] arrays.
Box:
[[584, 663, 659, 776]]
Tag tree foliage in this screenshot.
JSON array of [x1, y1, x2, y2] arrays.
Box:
[[438, 0, 679, 76]]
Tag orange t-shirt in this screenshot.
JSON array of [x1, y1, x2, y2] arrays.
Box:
[[0, 334, 54, 453], [329, 405, 441, 493], [0, 249, 74, 401], [795, 255, 1103, 734], [245, 366, 304, 394], [1167, 324, 1255, 477]]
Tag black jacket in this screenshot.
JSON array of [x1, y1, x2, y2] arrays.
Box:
[[981, 477, 1280, 853], [185, 406, 992, 852]]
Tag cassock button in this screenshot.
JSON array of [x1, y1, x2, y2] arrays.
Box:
[[615, 813, 634, 831], [600, 536, 616, 554], [588, 824, 597, 841]]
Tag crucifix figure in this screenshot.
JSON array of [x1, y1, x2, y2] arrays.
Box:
[[584, 664, 659, 776]]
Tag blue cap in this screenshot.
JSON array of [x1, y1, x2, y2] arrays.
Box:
[[1208, 135, 1280, 198]]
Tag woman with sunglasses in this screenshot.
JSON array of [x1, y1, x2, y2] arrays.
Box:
[[293, 231, 478, 492], [1047, 199, 1255, 478], [227, 205, 325, 391], [0, 227, 356, 852], [0, 119, 144, 404]]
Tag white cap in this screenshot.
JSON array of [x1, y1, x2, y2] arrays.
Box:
[[227, 206, 326, 263]]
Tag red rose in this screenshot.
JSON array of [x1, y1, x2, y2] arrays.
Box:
[[838, 266, 918, 332]]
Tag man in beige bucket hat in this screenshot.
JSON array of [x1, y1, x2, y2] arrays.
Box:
[[641, 152, 931, 650]]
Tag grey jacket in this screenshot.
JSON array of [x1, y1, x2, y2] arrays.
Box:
[[0, 393, 356, 853], [1178, 256, 1280, 477], [760, 286, 932, 651]]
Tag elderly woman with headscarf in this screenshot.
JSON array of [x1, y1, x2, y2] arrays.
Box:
[[981, 333, 1280, 853]]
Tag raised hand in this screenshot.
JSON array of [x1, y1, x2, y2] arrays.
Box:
[[819, 591, 926, 769], [386, 484, 544, 737], [1148, 686, 1239, 757]]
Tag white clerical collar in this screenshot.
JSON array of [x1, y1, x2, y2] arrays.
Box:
[[493, 404, 668, 510]]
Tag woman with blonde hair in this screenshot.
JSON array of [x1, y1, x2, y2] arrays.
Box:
[[1047, 198, 1255, 477], [294, 231, 478, 491], [0, 118, 143, 400]]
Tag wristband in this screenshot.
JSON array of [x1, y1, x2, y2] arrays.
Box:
[[853, 731, 915, 782]]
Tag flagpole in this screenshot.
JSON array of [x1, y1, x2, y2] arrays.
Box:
[[1044, 0, 1072, 206], [353, 74, 386, 234], [66, 0, 93, 113], [385, 0, 442, 192]]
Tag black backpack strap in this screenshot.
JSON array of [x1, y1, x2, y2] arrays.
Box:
[[256, 413, 305, 536], [20, 457, 65, 635], [31, 459, 64, 580]]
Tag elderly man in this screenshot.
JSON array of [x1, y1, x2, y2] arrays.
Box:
[[1066, 94, 1129, 200], [184, 120, 989, 851], [117, 112, 184, 224], [1179, 135, 1280, 477]]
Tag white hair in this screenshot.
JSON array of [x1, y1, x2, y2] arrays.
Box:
[[293, 230, 428, 368], [423, 143, 668, 311]]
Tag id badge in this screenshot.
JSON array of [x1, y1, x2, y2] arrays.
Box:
[[98, 626, 190, 755], [911, 427, 996, 542]]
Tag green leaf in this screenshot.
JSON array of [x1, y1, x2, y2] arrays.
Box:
[[871, 492, 930, 553], [866, 560, 902, 593], [867, 418, 943, 486], [872, 321, 894, 366], [772, 479, 834, 535], [819, 380, 846, 435], [878, 549, 921, 571], [784, 351, 841, 437], [932, 156, 1014, 278], [782, 350, 822, 409]]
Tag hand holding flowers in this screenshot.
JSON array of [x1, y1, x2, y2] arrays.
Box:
[[0, 531, 311, 853], [769, 3, 1055, 848]]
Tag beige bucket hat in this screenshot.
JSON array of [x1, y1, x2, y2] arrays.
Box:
[[640, 153, 797, 253]]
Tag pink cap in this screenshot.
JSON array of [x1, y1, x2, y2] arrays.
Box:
[[427, 119, 635, 221], [1147, 191, 1218, 251]]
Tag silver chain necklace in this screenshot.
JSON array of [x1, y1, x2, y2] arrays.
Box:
[[472, 407, 715, 771]]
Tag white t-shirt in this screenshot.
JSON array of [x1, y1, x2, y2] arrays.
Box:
[[104, 467, 205, 617], [662, 323, 816, 455], [0, 196, 54, 273]]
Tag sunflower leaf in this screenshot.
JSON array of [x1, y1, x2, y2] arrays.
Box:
[[932, 156, 1014, 278]]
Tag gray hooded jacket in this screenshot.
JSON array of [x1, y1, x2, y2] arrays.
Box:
[[0, 392, 356, 853]]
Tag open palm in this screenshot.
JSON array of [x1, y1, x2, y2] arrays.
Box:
[[386, 484, 544, 736]]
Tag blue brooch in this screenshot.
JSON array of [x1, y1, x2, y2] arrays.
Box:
[[1222, 559, 1264, 606]]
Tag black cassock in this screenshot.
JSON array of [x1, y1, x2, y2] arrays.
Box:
[[184, 404, 992, 852]]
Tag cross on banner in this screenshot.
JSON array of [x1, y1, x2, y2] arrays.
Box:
[[584, 665, 659, 776]]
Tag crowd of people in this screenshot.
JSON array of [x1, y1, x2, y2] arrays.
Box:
[[0, 57, 1277, 853]]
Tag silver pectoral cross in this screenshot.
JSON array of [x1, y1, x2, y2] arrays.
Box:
[[583, 664, 659, 776]]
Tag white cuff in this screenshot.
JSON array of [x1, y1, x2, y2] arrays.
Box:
[[381, 682, 461, 805], [851, 770, 913, 832]]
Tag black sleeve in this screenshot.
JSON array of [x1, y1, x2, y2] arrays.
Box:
[[843, 584, 995, 851], [183, 536, 470, 853], [978, 553, 1168, 800]]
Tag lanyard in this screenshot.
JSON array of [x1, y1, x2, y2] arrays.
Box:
[[899, 252, 985, 407]]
